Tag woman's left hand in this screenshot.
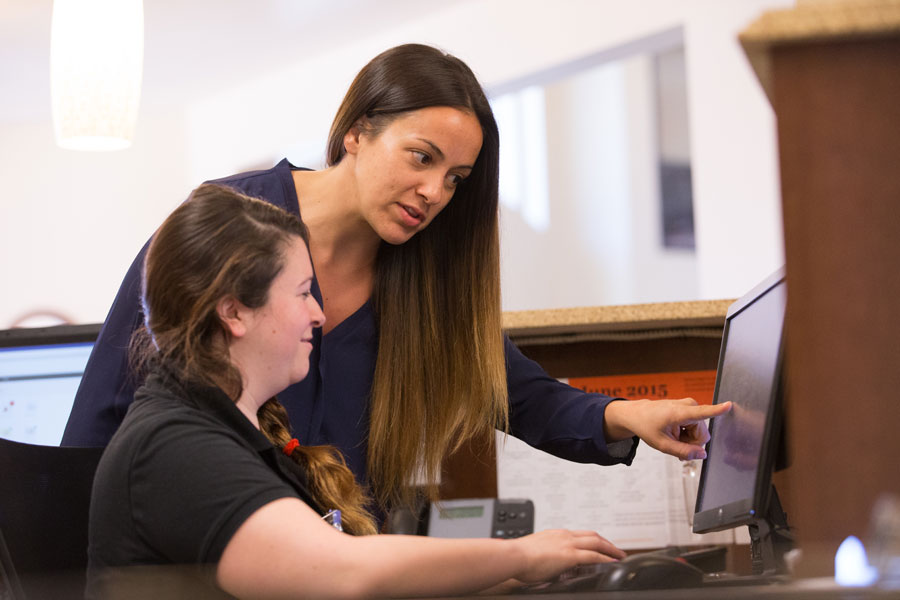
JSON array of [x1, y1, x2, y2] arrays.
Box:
[[604, 398, 732, 460]]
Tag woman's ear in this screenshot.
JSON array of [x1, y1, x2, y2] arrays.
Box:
[[216, 296, 248, 338], [343, 119, 366, 156]]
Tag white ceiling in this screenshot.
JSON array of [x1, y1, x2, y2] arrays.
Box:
[[0, 0, 468, 123]]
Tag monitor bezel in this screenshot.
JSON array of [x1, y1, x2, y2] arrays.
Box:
[[692, 266, 787, 534], [0, 324, 102, 350]]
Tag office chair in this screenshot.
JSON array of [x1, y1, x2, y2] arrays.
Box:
[[0, 437, 105, 600]]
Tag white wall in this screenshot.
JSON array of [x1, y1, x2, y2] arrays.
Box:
[[684, 2, 787, 300], [497, 50, 705, 312], [0, 111, 192, 326], [500, 59, 645, 311], [0, 0, 792, 327]]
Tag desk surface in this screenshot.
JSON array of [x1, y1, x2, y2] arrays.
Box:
[[440, 578, 900, 599]]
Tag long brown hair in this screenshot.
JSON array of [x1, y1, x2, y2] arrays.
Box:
[[138, 183, 376, 535], [327, 44, 508, 509]]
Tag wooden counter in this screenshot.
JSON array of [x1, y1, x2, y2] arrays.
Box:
[[739, 0, 900, 104], [440, 299, 730, 499], [503, 299, 732, 339], [502, 300, 729, 379]]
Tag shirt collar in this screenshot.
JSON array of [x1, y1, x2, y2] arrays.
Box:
[[140, 368, 324, 514], [144, 368, 272, 453]]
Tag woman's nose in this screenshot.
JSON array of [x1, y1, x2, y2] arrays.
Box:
[[309, 297, 326, 328], [418, 172, 445, 205]]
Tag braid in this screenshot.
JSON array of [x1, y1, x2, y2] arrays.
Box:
[[258, 399, 378, 536]]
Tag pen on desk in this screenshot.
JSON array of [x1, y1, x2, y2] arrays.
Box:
[[323, 509, 342, 532]]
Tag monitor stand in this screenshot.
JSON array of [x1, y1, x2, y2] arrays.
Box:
[[749, 485, 794, 576], [701, 486, 794, 588]]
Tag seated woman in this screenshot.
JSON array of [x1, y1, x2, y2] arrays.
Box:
[[86, 184, 625, 599]]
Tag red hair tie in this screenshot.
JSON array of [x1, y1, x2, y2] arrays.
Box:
[[283, 438, 300, 457]]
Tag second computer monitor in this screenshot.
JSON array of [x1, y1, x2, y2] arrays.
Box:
[[0, 324, 101, 446], [693, 267, 787, 535]]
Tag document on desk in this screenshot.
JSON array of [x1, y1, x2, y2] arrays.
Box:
[[496, 372, 736, 550]]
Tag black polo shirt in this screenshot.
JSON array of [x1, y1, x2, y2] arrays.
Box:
[[86, 369, 324, 599]]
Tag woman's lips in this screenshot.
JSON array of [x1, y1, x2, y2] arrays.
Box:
[[397, 203, 424, 227]]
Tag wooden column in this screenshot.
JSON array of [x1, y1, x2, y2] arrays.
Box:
[[742, 1, 900, 576]]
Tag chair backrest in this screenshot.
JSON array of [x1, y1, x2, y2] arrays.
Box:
[[1, 527, 26, 600], [0, 438, 105, 600]]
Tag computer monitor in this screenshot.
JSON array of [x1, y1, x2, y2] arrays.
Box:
[[0, 324, 101, 446], [692, 267, 793, 576]]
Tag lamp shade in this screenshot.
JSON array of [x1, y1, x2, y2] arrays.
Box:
[[50, 0, 144, 151]]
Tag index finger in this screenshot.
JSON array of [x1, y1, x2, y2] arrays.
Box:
[[681, 401, 732, 423]]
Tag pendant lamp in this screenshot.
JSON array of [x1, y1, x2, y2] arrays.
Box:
[[50, 0, 144, 151]]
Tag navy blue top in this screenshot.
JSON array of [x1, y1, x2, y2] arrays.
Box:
[[63, 159, 636, 488]]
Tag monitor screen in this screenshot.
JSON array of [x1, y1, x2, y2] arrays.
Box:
[[0, 324, 101, 446], [693, 268, 786, 534]]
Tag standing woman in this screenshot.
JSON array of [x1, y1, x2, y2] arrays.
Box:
[[65, 44, 729, 513], [87, 184, 624, 599]]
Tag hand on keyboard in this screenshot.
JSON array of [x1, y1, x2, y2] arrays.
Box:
[[509, 529, 626, 585]]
